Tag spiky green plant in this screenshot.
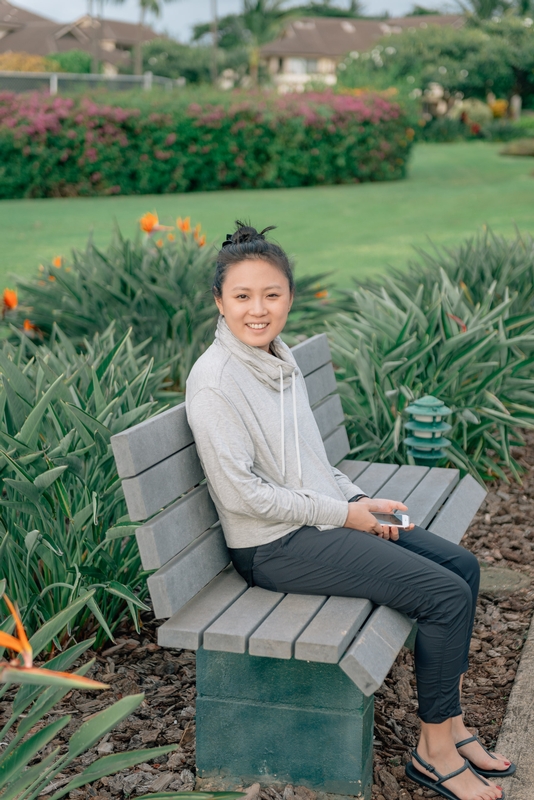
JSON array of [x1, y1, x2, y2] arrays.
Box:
[[384, 229, 534, 317], [330, 269, 534, 484], [0, 323, 179, 643]]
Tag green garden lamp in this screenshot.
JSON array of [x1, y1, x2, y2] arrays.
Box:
[[404, 395, 452, 465]]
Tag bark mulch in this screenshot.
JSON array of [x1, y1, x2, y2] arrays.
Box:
[[2, 446, 534, 800]]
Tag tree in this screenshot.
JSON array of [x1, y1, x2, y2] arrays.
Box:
[[293, 0, 363, 15], [338, 16, 534, 107], [105, 0, 178, 75]]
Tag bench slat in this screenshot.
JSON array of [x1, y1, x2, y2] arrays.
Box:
[[122, 443, 204, 522], [313, 394, 345, 441], [356, 463, 399, 497], [339, 605, 414, 696], [305, 362, 337, 409], [404, 467, 459, 528], [337, 460, 370, 483], [295, 597, 373, 663], [249, 594, 327, 659], [111, 404, 191, 480], [147, 524, 229, 619], [429, 474, 486, 542], [135, 484, 217, 571], [375, 465, 429, 504], [157, 565, 247, 650], [323, 425, 350, 466], [203, 586, 285, 653], [292, 334, 331, 377]]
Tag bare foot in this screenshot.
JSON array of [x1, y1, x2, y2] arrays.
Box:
[[452, 720, 512, 773], [413, 742, 504, 800]]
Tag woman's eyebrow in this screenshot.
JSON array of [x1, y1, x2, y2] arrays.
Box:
[[232, 284, 284, 291]]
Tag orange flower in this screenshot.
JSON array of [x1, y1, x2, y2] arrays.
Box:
[[194, 222, 202, 239], [167, 233, 176, 242], [156, 238, 163, 248], [0, 594, 109, 689], [3, 288, 17, 310], [197, 234, 207, 247], [48, 275, 56, 282], [315, 290, 328, 299], [52, 256, 62, 268], [177, 216, 191, 233], [23, 319, 37, 332], [140, 212, 159, 233]]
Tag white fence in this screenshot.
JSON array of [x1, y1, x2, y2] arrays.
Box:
[[0, 70, 183, 94]]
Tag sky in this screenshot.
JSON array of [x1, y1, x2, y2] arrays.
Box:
[[16, 0, 426, 41]]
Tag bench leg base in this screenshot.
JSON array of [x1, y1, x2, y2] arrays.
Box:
[[196, 648, 374, 800]]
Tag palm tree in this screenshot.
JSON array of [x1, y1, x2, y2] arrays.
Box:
[[241, 0, 294, 85], [105, 0, 178, 76]]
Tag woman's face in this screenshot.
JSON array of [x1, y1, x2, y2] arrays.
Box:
[[215, 258, 293, 352]]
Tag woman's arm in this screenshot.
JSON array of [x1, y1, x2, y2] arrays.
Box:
[[330, 465, 368, 502], [188, 387, 349, 529]]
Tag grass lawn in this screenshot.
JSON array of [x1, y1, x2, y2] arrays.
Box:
[[1, 141, 533, 289]]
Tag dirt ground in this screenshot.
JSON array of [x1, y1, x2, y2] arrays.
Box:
[[2, 445, 534, 800]]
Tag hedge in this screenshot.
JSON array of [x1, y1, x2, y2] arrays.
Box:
[[0, 91, 414, 198]]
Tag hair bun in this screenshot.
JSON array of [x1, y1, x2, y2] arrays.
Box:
[[221, 220, 276, 249]]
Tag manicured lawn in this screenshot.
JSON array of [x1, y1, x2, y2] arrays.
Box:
[[1, 141, 533, 289]]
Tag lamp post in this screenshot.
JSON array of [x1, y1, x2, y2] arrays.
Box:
[[404, 395, 452, 466]]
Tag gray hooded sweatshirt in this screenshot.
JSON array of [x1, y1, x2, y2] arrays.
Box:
[[185, 316, 364, 549]]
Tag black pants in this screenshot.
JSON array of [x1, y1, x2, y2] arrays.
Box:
[[230, 524, 479, 724]]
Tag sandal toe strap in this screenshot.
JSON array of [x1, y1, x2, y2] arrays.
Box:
[[455, 735, 498, 761]]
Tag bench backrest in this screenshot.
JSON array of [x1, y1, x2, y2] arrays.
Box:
[[110, 333, 348, 620]]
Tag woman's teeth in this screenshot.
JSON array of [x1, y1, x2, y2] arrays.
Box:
[[247, 323, 268, 329]]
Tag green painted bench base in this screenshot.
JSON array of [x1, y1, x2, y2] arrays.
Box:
[[196, 648, 374, 800]]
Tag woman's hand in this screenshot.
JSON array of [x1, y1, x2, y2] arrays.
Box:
[[344, 497, 414, 541]]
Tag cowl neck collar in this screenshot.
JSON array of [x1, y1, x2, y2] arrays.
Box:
[[215, 316, 297, 391]]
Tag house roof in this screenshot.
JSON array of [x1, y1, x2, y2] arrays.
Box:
[[0, 11, 159, 64], [0, 0, 51, 30], [261, 15, 465, 60]]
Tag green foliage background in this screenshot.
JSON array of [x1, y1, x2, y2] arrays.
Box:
[[338, 16, 534, 107]]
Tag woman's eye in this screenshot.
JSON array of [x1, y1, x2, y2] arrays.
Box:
[[236, 294, 248, 299], [267, 294, 280, 299]]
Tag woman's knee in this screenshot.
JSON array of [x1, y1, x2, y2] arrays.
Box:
[[424, 572, 473, 624], [457, 548, 480, 590]]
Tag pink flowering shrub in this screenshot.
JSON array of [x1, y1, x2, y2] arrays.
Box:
[[0, 91, 413, 198]]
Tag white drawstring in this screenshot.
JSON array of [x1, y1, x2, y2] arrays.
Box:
[[279, 366, 285, 480], [292, 370, 302, 486], [279, 365, 302, 486]]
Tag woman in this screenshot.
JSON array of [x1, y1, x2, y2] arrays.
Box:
[[186, 223, 514, 800]]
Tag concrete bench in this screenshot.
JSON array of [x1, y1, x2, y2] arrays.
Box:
[[110, 333, 487, 800]]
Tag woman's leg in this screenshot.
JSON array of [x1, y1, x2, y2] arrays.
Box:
[[393, 529, 510, 773], [394, 526, 480, 672], [253, 526, 503, 800], [254, 526, 472, 723]]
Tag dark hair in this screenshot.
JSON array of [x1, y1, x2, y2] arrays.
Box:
[[212, 220, 295, 298]]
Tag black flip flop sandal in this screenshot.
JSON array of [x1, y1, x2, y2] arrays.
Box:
[[405, 749, 505, 800], [456, 735, 516, 778]]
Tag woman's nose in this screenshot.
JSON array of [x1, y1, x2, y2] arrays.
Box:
[[250, 299, 267, 315]]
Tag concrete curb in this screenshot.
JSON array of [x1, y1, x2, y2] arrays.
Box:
[[496, 611, 534, 799]]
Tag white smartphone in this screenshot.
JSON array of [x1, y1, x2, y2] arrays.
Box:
[[371, 511, 410, 528]]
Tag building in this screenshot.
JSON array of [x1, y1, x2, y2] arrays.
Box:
[[0, 2, 158, 74], [262, 15, 465, 92]]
